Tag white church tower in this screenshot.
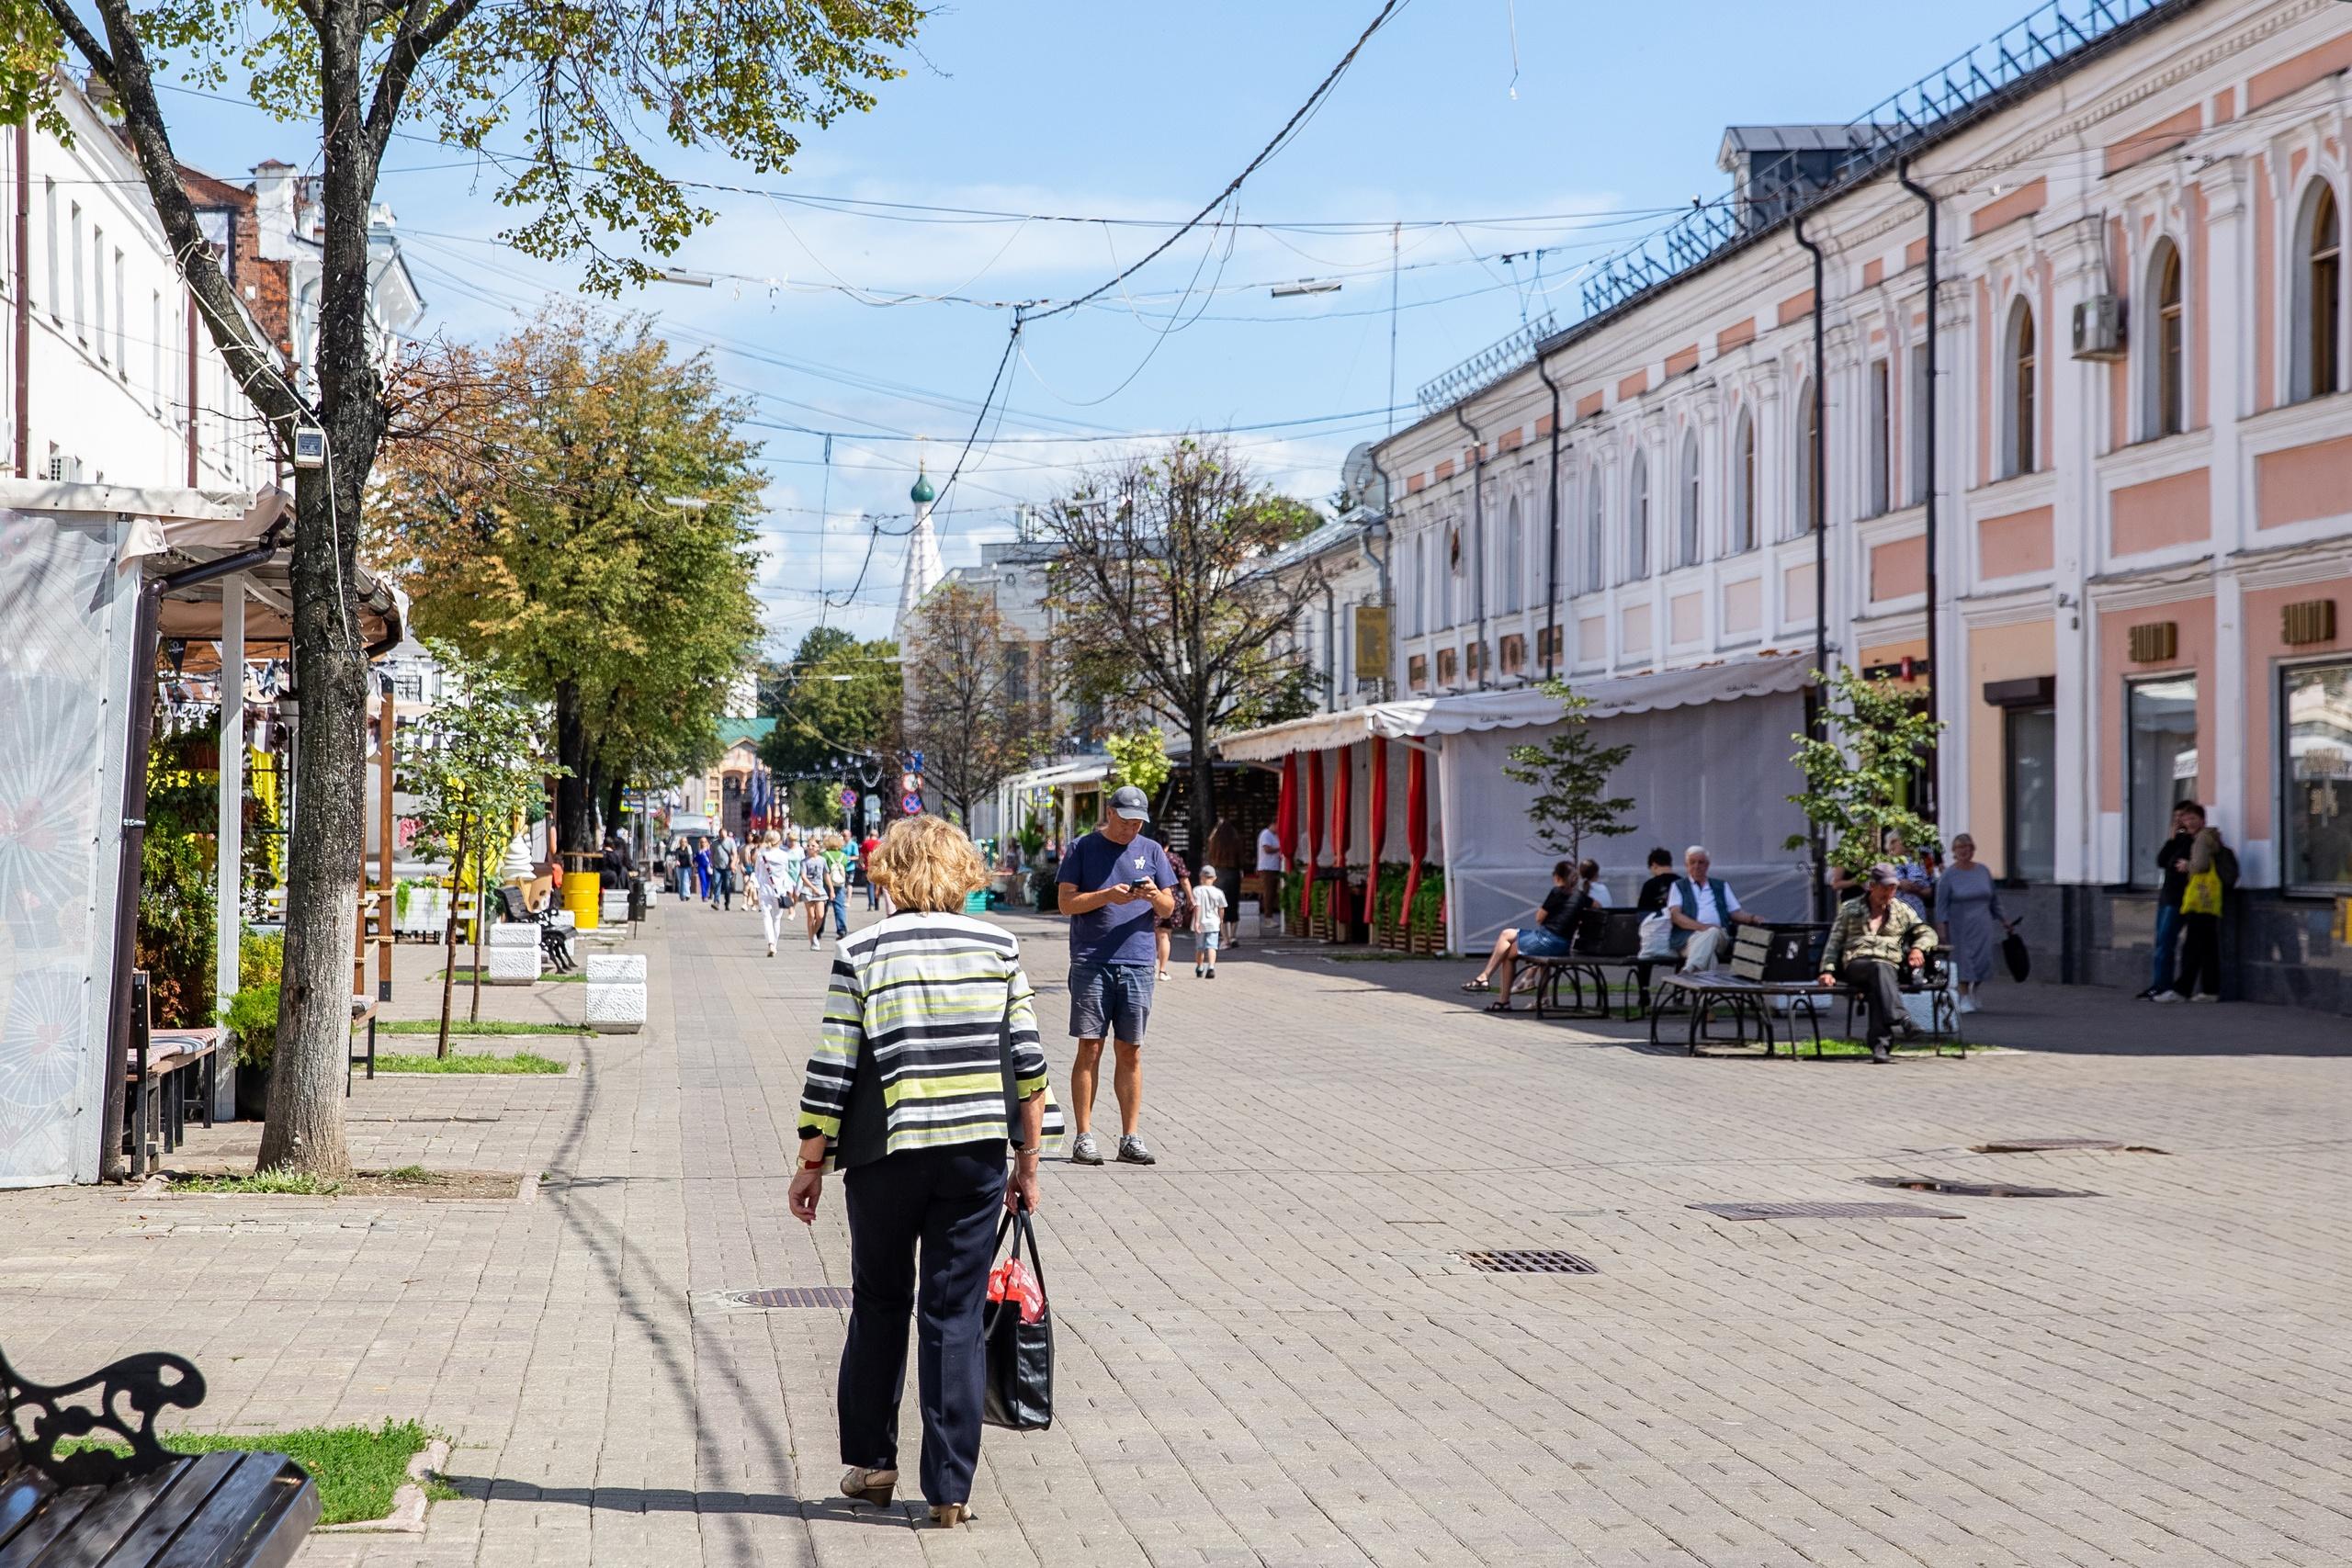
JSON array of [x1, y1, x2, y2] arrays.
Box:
[[894, 463, 944, 638]]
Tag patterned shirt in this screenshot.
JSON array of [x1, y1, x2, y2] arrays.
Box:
[[1821, 895, 1939, 971], [797, 913, 1062, 1168]]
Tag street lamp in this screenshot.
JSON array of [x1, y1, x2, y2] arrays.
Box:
[[1270, 278, 1342, 298]]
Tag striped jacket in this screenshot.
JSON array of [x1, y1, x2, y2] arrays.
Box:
[[797, 913, 1063, 1168]]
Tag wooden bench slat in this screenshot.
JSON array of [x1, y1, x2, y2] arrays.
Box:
[[0, 1483, 104, 1568], [89, 1451, 240, 1568], [0, 1472, 57, 1554], [149, 1454, 313, 1568], [31, 1461, 185, 1568]]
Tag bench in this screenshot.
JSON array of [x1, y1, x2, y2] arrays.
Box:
[[0, 1348, 318, 1568], [1523, 953, 1668, 1020], [1648, 969, 1968, 1058], [123, 992, 222, 1179]]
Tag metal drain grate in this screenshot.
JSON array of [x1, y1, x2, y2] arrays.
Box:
[[1861, 1176, 2098, 1199], [1692, 1201, 1964, 1222], [1972, 1138, 2166, 1155], [722, 1286, 854, 1309], [1454, 1249, 1599, 1274]]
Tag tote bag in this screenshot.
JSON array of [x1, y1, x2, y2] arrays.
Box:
[[981, 1205, 1054, 1430]]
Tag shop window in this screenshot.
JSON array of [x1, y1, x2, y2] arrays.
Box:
[[2294, 183, 2342, 404], [1625, 454, 1649, 581], [2126, 674, 2198, 889], [2003, 705, 2056, 882], [1729, 412, 1756, 554], [2282, 660, 2352, 892], [2147, 240, 2185, 438], [2004, 299, 2037, 477]]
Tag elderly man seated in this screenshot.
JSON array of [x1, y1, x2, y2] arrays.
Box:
[[1820, 863, 1939, 1064], [1666, 845, 1762, 973]]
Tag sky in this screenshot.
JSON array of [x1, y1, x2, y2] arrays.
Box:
[[160, 0, 2052, 652]]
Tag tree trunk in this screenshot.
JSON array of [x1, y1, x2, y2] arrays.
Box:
[[467, 811, 486, 1024], [554, 679, 593, 857], [602, 769, 626, 844], [1188, 713, 1216, 866], [435, 814, 465, 1060]]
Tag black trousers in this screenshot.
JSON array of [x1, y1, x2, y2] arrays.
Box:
[[839, 1143, 1005, 1506], [2177, 912, 2222, 998], [1840, 959, 1906, 1046]]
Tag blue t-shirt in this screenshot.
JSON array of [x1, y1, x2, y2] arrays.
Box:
[[1061, 830, 1177, 966]]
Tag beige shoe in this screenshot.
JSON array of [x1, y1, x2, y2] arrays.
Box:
[[929, 1503, 974, 1528], [841, 1466, 897, 1507]]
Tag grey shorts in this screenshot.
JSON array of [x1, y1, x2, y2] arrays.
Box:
[[1069, 961, 1155, 1044]]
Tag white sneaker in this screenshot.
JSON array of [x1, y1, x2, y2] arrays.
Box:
[[766, 942, 775, 958], [2151, 990, 2185, 1004], [1959, 996, 1979, 1014], [2188, 992, 2220, 1003]]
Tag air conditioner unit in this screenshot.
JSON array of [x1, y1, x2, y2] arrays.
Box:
[[2072, 295, 2126, 361]]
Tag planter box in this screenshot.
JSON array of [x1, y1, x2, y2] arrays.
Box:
[[584, 953, 647, 1033], [600, 891, 631, 926], [395, 887, 450, 938], [486, 921, 541, 985]]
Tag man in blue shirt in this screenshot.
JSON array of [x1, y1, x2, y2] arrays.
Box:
[[1057, 784, 1176, 1166]]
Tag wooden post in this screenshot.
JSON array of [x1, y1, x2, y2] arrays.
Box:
[[377, 688, 393, 1002], [436, 811, 468, 1060]]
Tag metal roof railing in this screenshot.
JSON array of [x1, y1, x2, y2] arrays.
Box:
[[1417, 312, 1558, 414]]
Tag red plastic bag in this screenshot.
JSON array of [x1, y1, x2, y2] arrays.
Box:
[[988, 1256, 1045, 1325]]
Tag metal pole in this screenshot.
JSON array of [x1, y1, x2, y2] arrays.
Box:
[[1899, 155, 1942, 825], [1794, 214, 1831, 920], [1534, 345, 1565, 681], [215, 577, 245, 1017]]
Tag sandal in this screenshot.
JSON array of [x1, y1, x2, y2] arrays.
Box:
[[1484, 998, 1516, 1012], [1460, 978, 1493, 993]]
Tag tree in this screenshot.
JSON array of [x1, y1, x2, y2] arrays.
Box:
[[6, 0, 920, 1176], [402, 643, 556, 1058], [371, 310, 763, 856], [899, 581, 1043, 827], [1042, 437, 1328, 853], [1500, 682, 1637, 865], [758, 627, 900, 827], [1102, 730, 1172, 799], [1784, 667, 1945, 878]]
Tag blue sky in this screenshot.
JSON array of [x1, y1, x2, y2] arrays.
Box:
[[164, 0, 2047, 650]]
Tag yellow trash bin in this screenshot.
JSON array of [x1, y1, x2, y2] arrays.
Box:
[[564, 869, 603, 931]]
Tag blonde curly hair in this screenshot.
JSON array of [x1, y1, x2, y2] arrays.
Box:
[[868, 815, 987, 913]]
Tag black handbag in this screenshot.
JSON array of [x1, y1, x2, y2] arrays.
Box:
[[2002, 925, 2031, 983], [981, 1204, 1054, 1431]]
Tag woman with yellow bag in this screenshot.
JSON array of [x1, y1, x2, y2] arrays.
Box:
[[2172, 818, 2236, 1003]]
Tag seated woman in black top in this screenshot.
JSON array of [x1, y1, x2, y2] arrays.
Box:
[[1634, 846, 1678, 913], [1460, 861, 1590, 1012]]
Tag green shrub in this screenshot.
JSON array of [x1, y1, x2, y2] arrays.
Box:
[[239, 929, 284, 988], [220, 982, 280, 1068]]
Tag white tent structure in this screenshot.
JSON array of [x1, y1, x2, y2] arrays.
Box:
[[1217, 651, 1817, 950], [0, 479, 401, 1187]]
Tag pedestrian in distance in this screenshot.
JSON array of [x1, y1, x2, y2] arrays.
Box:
[[783, 831, 807, 900], [1819, 863, 1938, 1064], [823, 830, 853, 938], [752, 829, 795, 958], [789, 813, 1062, 1530], [1058, 784, 1176, 1168], [1460, 861, 1589, 1010], [860, 829, 883, 909], [715, 828, 741, 911], [2139, 800, 2201, 1000], [2160, 812, 2235, 1003], [1253, 818, 1285, 932], [1933, 833, 2010, 1015], [1188, 863, 1227, 977], [694, 837, 714, 905], [797, 840, 831, 949], [1151, 840, 1191, 981]]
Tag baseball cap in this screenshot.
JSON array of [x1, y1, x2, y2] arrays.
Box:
[[1867, 862, 1902, 886], [1108, 784, 1151, 821]]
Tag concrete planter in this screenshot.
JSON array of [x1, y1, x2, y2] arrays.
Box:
[[584, 953, 647, 1033], [486, 921, 541, 985]]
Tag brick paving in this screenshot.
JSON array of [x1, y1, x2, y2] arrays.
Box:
[[2, 898, 2348, 1566]]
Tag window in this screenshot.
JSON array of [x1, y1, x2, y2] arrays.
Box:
[[1792, 382, 1817, 539], [1625, 454, 1650, 581], [1867, 356, 1891, 514], [113, 252, 126, 375], [2005, 299, 2037, 476], [69, 203, 84, 342], [42, 180, 56, 320], [2149, 241, 2184, 437], [2003, 705, 2056, 882], [1583, 467, 1604, 592], [2282, 660, 2352, 892], [1729, 412, 1756, 554], [2295, 184, 2341, 403], [91, 226, 105, 361], [1501, 497, 1522, 613], [2126, 674, 2198, 888], [1906, 347, 1929, 506], [151, 291, 163, 409], [1676, 434, 1701, 568]]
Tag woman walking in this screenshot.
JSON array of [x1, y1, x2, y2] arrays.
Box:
[[1933, 833, 2010, 1014], [692, 837, 714, 905], [752, 829, 795, 958], [797, 840, 831, 949], [789, 815, 1060, 1529]]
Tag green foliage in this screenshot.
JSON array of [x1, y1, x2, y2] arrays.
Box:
[[376, 1019, 585, 1037], [373, 1053, 567, 1075], [1406, 869, 1447, 934], [239, 929, 284, 989], [219, 983, 280, 1069], [1501, 682, 1639, 863], [1102, 729, 1172, 798], [60, 1420, 435, 1527], [759, 626, 902, 824], [137, 725, 220, 1026], [402, 641, 554, 872], [171, 1162, 334, 1195], [1784, 668, 1945, 875]]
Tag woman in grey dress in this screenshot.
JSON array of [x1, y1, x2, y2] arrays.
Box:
[[1933, 833, 2009, 1014]]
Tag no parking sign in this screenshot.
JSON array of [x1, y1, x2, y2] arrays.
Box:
[[900, 791, 924, 816]]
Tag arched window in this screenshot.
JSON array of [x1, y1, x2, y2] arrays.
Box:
[[1792, 383, 1817, 540], [2149, 240, 2185, 438], [2005, 299, 2038, 476], [1677, 433, 1702, 568], [2295, 183, 2342, 403], [1501, 496, 1523, 613], [1729, 412, 1757, 554], [1625, 454, 1650, 581], [1584, 467, 1605, 592]]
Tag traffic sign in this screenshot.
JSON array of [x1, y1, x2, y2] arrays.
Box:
[[839, 785, 857, 811], [899, 791, 924, 816], [899, 772, 921, 795]]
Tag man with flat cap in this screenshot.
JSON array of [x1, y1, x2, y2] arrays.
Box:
[[1819, 862, 1939, 1064]]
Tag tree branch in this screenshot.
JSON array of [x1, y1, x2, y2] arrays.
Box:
[[365, 0, 482, 164], [33, 0, 119, 90]]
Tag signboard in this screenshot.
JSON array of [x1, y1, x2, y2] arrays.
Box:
[[899, 772, 922, 795], [1353, 604, 1390, 681]]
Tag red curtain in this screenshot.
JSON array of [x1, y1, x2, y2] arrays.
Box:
[[1274, 753, 1297, 865], [1398, 745, 1428, 933], [1302, 750, 1324, 915], [1365, 735, 1388, 926], [1329, 744, 1353, 923]]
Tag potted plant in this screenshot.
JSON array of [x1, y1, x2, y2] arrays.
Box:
[[220, 981, 280, 1121], [1407, 868, 1447, 955]]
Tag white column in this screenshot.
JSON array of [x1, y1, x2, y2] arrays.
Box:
[[214, 576, 244, 1007], [2203, 159, 2255, 875], [2052, 224, 2104, 884]]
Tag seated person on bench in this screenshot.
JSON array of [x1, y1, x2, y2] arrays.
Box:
[[1819, 862, 1938, 1064], [1667, 845, 1763, 972], [1460, 861, 1591, 1011]]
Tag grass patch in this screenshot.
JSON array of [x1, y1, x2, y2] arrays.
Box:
[[376, 1019, 587, 1037], [170, 1165, 341, 1195], [61, 1419, 433, 1526], [428, 967, 583, 983], [372, 1052, 567, 1075], [379, 1164, 444, 1184], [1794, 1036, 1995, 1058]]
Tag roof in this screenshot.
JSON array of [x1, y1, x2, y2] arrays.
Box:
[[718, 717, 776, 749], [1716, 124, 1885, 168]]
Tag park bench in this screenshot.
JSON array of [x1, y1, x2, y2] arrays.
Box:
[[0, 1348, 318, 1568], [1519, 909, 1666, 1021], [1648, 962, 1967, 1059], [497, 885, 576, 973]]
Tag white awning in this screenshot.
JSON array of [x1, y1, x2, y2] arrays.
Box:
[[1010, 758, 1111, 791], [1216, 649, 1815, 759]]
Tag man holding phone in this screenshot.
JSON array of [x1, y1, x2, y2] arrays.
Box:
[[1058, 784, 1177, 1166]]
